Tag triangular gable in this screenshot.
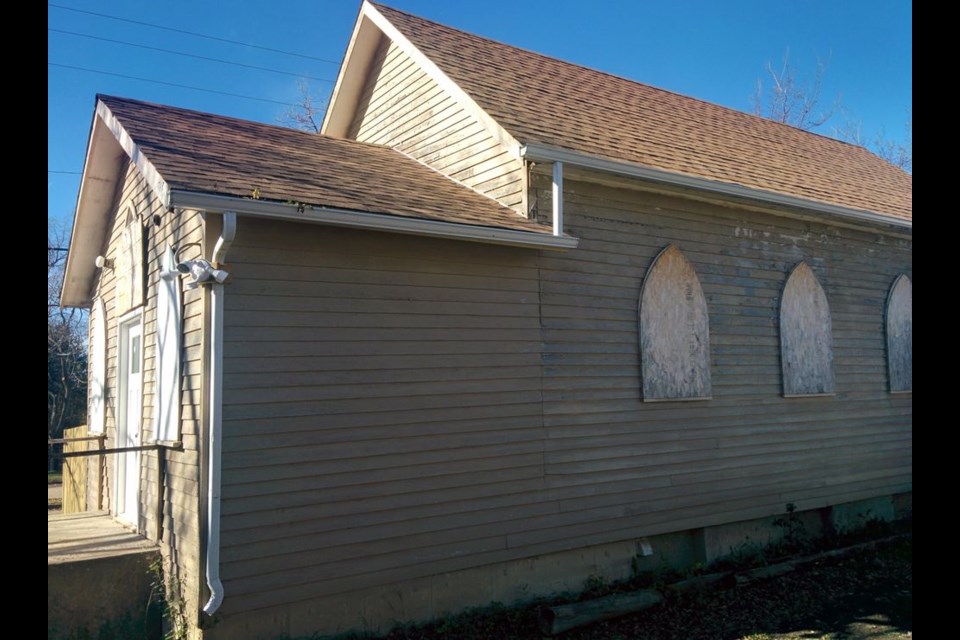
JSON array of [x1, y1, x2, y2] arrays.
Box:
[[326, 2, 911, 227], [323, 2, 516, 152], [62, 94, 574, 307], [323, 1, 525, 212]]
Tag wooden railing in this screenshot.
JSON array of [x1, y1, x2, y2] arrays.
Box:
[[49, 431, 160, 514], [49, 433, 168, 541], [51, 426, 105, 513]]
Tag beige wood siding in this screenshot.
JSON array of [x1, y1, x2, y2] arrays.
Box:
[[530, 173, 911, 547], [88, 159, 204, 626], [348, 38, 525, 212], [216, 179, 909, 618], [218, 218, 544, 613]]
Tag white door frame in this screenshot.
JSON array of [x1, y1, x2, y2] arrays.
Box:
[[116, 311, 143, 526]]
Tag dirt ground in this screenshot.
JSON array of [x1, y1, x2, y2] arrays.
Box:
[[563, 536, 912, 640], [48, 482, 63, 512], [354, 532, 911, 640]]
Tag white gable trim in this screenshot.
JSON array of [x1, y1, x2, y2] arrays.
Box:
[[62, 99, 174, 308], [95, 100, 171, 207], [323, 1, 520, 154], [321, 3, 383, 137]]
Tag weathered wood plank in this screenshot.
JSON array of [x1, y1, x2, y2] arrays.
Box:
[[885, 274, 912, 392], [780, 262, 836, 396]]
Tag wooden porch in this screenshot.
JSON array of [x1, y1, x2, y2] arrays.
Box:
[[48, 511, 157, 563], [48, 512, 161, 639]]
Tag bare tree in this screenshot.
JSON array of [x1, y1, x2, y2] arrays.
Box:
[[48, 221, 87, 447], [754, 51, 911, 173], [278, 79, 326, 133], [834, 109, 912, 173], [872, 112, 912, 173], [752, 48, 841, 131]]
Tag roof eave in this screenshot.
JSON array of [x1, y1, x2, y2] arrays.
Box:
[[60, 99, 173, 308], [520, 143, 911, 232], [170, 191, 578, 250]]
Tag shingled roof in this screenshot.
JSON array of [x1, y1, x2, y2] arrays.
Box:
[[366, 3, 911, 222], [98, 95, 550, 234]]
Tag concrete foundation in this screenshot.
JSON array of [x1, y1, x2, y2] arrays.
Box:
[[48, 512, 162, 640], [831, 495, 895, 531], [207, 494, 910, 639]]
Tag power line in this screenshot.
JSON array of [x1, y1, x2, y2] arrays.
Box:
[[48, 63, 300, 107], [48, 3, 340, 65], [49, 28, 333, 83]]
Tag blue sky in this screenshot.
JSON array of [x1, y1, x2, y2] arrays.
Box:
[[48, 0, 912, 229]]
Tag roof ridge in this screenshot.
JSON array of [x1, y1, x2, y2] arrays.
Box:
[[369, 3, 895, 161]]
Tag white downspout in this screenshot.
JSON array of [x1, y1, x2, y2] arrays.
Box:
[[552, 161, 564, 237], [203, 211, 236, 616]]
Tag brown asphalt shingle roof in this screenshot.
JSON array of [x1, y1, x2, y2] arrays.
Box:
[[98, 95, 550, 234], [373, 3, 912, 221]]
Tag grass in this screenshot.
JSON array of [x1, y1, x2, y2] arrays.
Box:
[[49, 471, 63, 484]]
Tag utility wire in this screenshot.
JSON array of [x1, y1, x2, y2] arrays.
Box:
[[49, 28, 333, 83], [48, 3, 340, 65], [48, 63, 300, 107]]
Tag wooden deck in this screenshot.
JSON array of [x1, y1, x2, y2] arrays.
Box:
[[49, 512, 161, 638], [48, 511, 157, 564]]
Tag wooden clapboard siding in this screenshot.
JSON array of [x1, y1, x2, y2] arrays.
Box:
[[213, 179, 908, 617], [528, 173, 910, 550], [218, 217, 544, 615], [88, 159, 204, 627], [217, 193, 910, 616], [348, 37, 525, 212]]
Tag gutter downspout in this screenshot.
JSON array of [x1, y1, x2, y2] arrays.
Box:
[[552, 161, 563, 237], [202, 211, 236, 616]]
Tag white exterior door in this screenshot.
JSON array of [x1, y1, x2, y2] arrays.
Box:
[[117, 319, 142, 525]]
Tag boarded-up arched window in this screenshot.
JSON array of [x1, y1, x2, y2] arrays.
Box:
[[886, 274, 912, 393], [154, 246, 182, 443], [639, 245, 711, 401], [780, 262, 835, 396], [89, 297, 106, 434]]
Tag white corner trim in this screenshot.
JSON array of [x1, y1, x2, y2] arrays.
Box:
[[96, 100, 171, 208], [88, 297, 107, 434], [360, 1, 520, 151], [520, 143, 912, 231], [170, 191, 578, 250]]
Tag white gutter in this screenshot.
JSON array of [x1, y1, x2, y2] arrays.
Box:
[[202, 212, 237, 616], [520, 143, 912, 231], [169, 191, 578, 250]]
